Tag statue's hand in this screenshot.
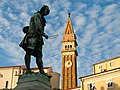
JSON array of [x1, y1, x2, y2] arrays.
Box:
[[43, 33, 49, 39], [45, 35, 49, 39]]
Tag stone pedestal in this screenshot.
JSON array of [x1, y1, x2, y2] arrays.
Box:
[[14, 73, 52, 90]]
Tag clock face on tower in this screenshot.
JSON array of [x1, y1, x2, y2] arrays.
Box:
[[65, 61, 72, 68]]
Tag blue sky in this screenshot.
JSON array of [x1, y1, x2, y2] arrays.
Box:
[[0, 0, 120, 86]]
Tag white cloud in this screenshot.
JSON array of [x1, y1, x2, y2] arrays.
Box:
[[98, 15, 113, 28], [74, 2, 87, 11], [19, 12, 30, 25], [75, 2, 120, 78], [60, 0, 72, 11], [85, 5, 102, 19], [79, 20, 97, 48], [8, 12, 18, 21], [74, 14, 86, 27], [0, 16, 10, 27], [0, 35, 23, 63], [0, 9, 2, 16], [103, 4, 119, 15], [105, 18, 120, 32]]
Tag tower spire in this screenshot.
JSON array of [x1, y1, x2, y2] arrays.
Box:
[[64, 13, 74, 35]]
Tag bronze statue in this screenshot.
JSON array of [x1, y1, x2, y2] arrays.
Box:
[[19, 5, 50, 75]]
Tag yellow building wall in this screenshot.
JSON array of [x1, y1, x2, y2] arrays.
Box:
[[81, 69, 120, 90], [0, 67, 16, 89], [0, 66, 24, 89], [95, 80, 106, 90], [12, 68, 23, 89], [0, 66, 60, 89], [113, 76, 120, 90], [83, 78, 107, 90], [107, 58, 120, 70], [94, 57, 120, 74]]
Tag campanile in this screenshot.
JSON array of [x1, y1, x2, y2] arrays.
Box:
[[61, 13, 78, 90]]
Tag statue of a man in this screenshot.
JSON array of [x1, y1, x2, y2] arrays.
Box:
[[19, 5, 50, 74]]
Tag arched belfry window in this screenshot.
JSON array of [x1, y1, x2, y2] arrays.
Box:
[[68, 45, 69, 48], [65, 45, 67, 49]]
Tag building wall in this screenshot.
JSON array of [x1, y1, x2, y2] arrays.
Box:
[[50, 72, 60, 89], [11, 67, 23, 89], [93, 57, 120, 74], [0, 68, 13, 89], [80, 69, 120, 90], [0, 66, 60, 89], [0, 66, 23, 89]]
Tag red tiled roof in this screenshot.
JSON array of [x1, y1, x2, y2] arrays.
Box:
[[0, 65, 51, 70], [0, 65, 25, 68], [23, 67, 52, 70]]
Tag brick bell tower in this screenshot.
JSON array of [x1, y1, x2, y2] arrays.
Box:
[[61, 13, 78, 90]]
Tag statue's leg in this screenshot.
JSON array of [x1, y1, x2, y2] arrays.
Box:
[[36, 56, 52, 78], [35, 41, 45, 74], [36, 57, 45, 74], [24, 50, 31, 74], [35, 42, 52, 78]]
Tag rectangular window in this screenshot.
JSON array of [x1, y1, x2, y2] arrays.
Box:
[[70, 45, 72, 48], [0, 74, 3, 78], [19, 70, 21, 74], [87, 84, 90, 90], [65, 45, 67, 48], [15, 71, 17, 75], [107, 79, 114, 88], [109, 61, 115, 67], [88, 83, 96, 90], [98, 64, 103, 72]]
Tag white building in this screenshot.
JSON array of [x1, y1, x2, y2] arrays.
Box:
[[0, 65, 60, 90]]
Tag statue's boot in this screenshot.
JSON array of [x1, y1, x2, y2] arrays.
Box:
[[36, 58, 52, 78], [25, 69, 32, 74]]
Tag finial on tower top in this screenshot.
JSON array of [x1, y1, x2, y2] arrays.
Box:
[[68, 12, 71, 18]]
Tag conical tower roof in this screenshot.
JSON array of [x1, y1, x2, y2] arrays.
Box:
[[64, 13, 74, 35]]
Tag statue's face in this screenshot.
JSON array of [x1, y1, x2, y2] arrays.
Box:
[[44, 7, 50, 16]]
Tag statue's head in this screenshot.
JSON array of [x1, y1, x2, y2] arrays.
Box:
[[40, 5, 50, 16]]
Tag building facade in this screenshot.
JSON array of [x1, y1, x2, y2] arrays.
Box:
[[0, 65, 60, 89], [61, 13, 78, 90], [80, 56, 120, 90], [66, 86, 81, 90]]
